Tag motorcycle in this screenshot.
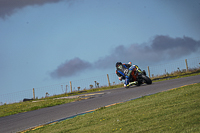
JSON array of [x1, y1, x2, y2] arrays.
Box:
[[129, 69, 152, 86], [116, 64, 152, 87]]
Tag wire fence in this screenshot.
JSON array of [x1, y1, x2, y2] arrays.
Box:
[[149, 59, 186, 77], [0, 89, 33, 105], [148, 56, 200, 77], [0, 56, 200, 105]]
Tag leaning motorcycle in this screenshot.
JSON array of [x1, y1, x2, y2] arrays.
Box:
[[124, 67, 152, 87], [132, 70, 152, 86]]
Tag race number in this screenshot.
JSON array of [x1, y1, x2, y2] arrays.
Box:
[[124, 69, 129, 75]]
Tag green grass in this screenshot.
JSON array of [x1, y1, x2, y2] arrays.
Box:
[[151, 68, 200, 82], [0, 98, 77, 117], [0, 84, 125, 117], [1, 68, 200, 118], [25, 83, 200, 133]]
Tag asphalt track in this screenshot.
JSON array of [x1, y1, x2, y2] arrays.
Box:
[[0, 75, 200, 133]]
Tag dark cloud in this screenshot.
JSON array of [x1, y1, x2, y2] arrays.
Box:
[[0, 0, 74, 18], [50, 57, 92, 79], [150, 35, 199, 58], [51, 35, 200, 79], [95, 35, 200, 69]]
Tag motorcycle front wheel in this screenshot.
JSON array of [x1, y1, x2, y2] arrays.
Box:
[[141, 75, 152, 84]]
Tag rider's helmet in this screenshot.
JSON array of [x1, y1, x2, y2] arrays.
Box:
[[128, 62, 132, 66], [116, 62, 122, 67]]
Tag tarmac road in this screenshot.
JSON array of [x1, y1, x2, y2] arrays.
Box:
[[0, 75, 200, 133]]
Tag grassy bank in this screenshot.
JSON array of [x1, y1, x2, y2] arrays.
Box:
[[0, 98, 77, 117], [25, 82, 200, 133], [0, 84, 124, 117], [1, 69, 200, 118], [151, 68, 200, 82]]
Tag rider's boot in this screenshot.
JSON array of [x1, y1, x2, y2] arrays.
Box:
[[129, 81, 138, 86], [124, 84, 130, 88]]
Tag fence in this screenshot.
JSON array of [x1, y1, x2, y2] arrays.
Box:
[[147, 57, 200, 77], [0, 56, 200, 105]]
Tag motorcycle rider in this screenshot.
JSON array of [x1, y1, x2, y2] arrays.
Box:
[[116, 62, 142, 88]]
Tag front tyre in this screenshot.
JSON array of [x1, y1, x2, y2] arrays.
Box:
[[141, 75, 152, 84]]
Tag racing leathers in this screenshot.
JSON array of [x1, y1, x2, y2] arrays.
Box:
[[116, 63, 142, 88]]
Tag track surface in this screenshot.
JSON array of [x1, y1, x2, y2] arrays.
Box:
[[0, 75, 200, 133]]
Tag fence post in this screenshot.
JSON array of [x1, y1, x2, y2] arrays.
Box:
[[147, 66, 150, 78], [185, 59, 189, 72], [107, 74, 111, 86], [33, 88, 35, 99], [70, 81, 72, 93]]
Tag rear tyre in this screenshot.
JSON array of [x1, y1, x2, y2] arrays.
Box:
[[141, 75, 152, 84]]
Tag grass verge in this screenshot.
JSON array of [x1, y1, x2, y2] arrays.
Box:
[[151, 68, 200, 82], [0, 98, 77, 117], [1, 69, 200, 118], [25, 83, 200, 133], [0, 85, 124, 117]]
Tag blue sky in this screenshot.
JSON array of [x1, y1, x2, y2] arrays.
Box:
[[0, 0, 200, 95]]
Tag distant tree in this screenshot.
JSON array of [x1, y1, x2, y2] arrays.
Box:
[[45, 92, 49, 97], [94, 81, 97, 88], [90, 85, 93, 89], [96, 82, 99, 88]]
